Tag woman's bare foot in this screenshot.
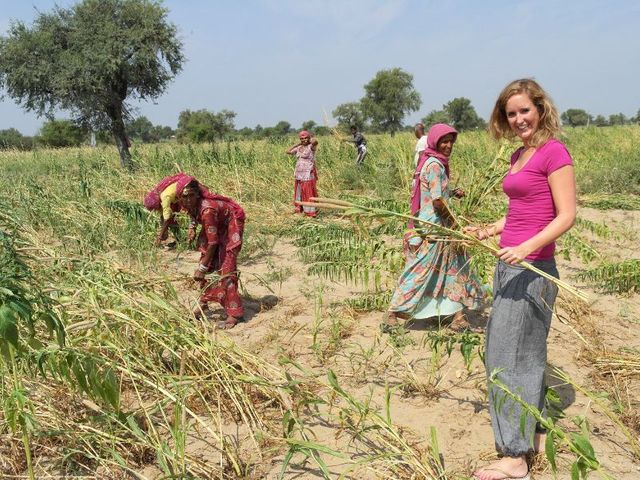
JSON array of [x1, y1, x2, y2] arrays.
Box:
[[473, 455, 529, 480], [381, 312, 401, 333], [449, 311, 484, 333], [449, 311, 470, 331], [193, 304, 210, 320], [217, 315, 239, 329]]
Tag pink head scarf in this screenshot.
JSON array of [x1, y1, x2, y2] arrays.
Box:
[[143, 173, 195, 211], [408, 123, 458, 228], [298, 130, 311, 139]]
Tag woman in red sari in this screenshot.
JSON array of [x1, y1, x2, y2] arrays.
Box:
[[179, 181, 246, 329], [286, 130, 318, 217]]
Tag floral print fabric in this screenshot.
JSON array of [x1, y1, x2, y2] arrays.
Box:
[[389, 158, 484, 318]]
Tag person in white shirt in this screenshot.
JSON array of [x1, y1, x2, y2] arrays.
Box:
[[414, 122, 427, 166]]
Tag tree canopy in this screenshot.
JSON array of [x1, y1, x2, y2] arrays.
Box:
[[422, 97, 485, 131], [360, 68, 421, 134], [177, 109, 236, 143], [442, 97, 485, 131], [609, 113, 627, 126], [332, 102, 367, 130], [127, 116, 174, 143], [38, 120, 87, 148], [0, 0, 183, 169], [561, 109, 591, 127], [0, 128, 32, 150], [422, 110, 452, 130]]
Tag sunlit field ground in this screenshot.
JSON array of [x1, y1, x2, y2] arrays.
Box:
[[1, 126, 639, 479]]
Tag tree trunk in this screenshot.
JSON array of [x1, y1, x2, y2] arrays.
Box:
[[108, 103, 133, 171]]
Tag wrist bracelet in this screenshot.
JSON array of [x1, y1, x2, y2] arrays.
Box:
[[198, 264, 208, 273]]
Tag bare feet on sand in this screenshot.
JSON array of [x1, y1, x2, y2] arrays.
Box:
[[217, 315, 240, 329], [473, 456, 529, 480]]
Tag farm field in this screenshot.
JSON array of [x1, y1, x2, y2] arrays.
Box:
[[1, 126, 639, 479]]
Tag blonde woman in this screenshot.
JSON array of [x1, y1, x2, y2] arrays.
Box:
[[466, 79, 576, 480]]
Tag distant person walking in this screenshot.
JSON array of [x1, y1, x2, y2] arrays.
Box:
[[384, 123, 484, 332], [286, 130, 319, 217], [465, 79, 576, 480], [414, 122, 427, 166], [349, 126, 367, 165], [179, 180, 246, 329], [143, 172, 197, 246]]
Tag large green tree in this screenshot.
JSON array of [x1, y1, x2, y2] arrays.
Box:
[[127, 115, 174, 143], [176, 109, 236, 143], [421, 110, 451, 129], [37, 119, 88, 147], [422, 98, 485, 132], [561, 109, 591, 127], [609, 113, 627, 126], [332, 102, 366, 130], [443, 97, 485, 131], [0, 128, 32, 150], [0, 0, 183, 169], [593, 115, 608, 127], [360, 68, 421, 134]]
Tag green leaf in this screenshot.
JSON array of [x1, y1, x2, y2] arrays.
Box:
[[327, 369, 343, 395], [283, 439, 346, 458], [102, 368, 120, 410], [279, 448, 296, 480], [571, 461, 580, 480], [545, 430, 557, 472], [282, 410, 295, 437], [126, 415, 146, 440], [519, 412, 527, 436], [571, 433, 597, 463], [0, 305, 20, 349], [71, 361, 89, 394]]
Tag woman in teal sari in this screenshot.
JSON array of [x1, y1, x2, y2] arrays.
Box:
[[384, 123, 484, 330]]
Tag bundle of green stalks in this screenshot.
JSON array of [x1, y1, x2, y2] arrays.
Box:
[[298, 197, 588, 302]]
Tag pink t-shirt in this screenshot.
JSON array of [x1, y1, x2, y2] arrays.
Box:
[[500, 139, 573, 260]]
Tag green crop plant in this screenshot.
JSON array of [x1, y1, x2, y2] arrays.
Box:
[[489, 370, 614, 480], [426, 330, 485, 372], [577, 259, 640, 294], [580, 194, 640, 210], [558, 231, 601, 263], [1, 125, 639, 477]]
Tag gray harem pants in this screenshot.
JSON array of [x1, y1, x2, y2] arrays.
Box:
[[485, 259, 559, 457]]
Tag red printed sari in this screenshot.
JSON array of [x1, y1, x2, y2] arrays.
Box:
[[195, 193, 245, 318]]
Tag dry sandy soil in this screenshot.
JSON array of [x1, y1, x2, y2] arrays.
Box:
[[154, 206, 640, 479]]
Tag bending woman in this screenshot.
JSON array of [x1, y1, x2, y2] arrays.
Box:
[[143, 173, 197, 246], [385, 123, 483, 331], [465, 79, 576, 480], [179, 181, 246, 329], [286, 130, 318, 217]]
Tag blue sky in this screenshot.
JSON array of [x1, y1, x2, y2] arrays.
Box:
[[1, 0, 639, 135]]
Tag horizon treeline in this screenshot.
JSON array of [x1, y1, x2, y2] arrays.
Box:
[[2, 105, 639, 151]]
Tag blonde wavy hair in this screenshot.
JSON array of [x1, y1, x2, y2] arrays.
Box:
[[489, 79, 561, 147]]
